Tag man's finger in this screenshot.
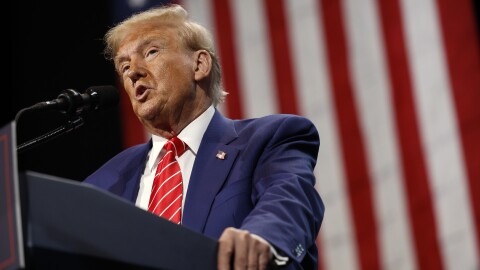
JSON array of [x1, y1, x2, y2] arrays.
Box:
[[248, 235, 272, 270], [233, 229, 249, 269], [218, 228, 235, 270]]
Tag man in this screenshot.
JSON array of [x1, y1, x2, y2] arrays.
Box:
[[84, 4, 324, 269]]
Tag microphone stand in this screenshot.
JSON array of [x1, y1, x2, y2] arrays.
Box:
[[15, 106, 85, 154], [16, 117, 84, 154]]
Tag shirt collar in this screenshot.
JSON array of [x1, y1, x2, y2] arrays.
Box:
[[145, 105, 215, 172]]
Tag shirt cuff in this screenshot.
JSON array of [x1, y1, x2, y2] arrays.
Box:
[[251, 234, 289, 266]]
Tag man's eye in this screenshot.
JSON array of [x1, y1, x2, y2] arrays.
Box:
[[146, 49, 158, 58], [121, 65, 130, 74]]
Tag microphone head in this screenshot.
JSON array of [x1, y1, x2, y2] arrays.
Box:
[[85, 85, 119, 111], [27, 85, 120, 116]]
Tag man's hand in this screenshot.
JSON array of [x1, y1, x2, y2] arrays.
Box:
[[217, 227, 273, 270]]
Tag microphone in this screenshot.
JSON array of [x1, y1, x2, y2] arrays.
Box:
[[15, 86, 119, 153], [29, 85, 119, 115]]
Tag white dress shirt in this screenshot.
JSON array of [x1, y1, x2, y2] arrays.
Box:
[[135, 106, 215, 211]]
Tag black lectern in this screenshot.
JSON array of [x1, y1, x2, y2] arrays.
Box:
[[0, 122, 218, 270]]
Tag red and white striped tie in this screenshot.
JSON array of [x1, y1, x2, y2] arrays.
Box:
[[148, 137, 187, 224]]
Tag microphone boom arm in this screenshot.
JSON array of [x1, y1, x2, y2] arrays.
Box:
[[16, 116, 84, 154]]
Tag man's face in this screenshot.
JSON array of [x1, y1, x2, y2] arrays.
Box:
[[115, 25, 202, 135]]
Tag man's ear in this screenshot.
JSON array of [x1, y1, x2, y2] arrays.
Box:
[[194, 50, 212, 81]]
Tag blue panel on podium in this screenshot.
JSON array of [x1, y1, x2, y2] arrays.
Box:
[[23, 171, 218, 269]]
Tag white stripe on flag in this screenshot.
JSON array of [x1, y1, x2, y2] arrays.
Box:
[[400, 0, 479, 269], [181, 0, 214, 33], [230, 0, 278, 117], [342, 0, 416, 269]]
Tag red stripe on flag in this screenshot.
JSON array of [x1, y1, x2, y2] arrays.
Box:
[[316, 234, 324, 270], [263, 0, 299, 114], [436, 0, 480, 258], [376, 0, 445, 269], [118, 84, 146, 148], [211, 0, 244, 119], [319, 1, 381, 269]]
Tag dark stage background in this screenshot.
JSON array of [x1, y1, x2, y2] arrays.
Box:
[[3, 1, 480, 182], [6, 1, 122, 181]]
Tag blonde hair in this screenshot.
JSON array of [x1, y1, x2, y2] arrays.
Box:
[[104, 4, 227, 106]]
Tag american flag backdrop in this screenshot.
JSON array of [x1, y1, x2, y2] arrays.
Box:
[[114, 0, 480, 269]]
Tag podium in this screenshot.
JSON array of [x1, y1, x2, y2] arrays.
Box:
[[0, 122, 218, 270]]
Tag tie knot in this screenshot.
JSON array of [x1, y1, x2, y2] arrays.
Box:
[[164, 137, 187, 157]]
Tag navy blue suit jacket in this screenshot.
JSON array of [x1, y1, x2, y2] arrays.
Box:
[[84, 110, 324, 269]]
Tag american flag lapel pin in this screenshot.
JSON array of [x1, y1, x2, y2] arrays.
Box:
[[216, 150, 227, 160]]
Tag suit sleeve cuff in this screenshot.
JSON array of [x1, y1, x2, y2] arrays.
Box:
[[251, 234, 289, 266]]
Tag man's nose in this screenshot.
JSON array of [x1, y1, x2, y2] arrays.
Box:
[[127, 59, 147, 82]]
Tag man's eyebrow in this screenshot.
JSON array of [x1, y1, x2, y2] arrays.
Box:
[[114, 54, 128, 65]]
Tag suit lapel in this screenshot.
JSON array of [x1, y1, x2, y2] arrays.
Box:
[[110, 141, 151, 203], [182, 110, 239, 233]]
